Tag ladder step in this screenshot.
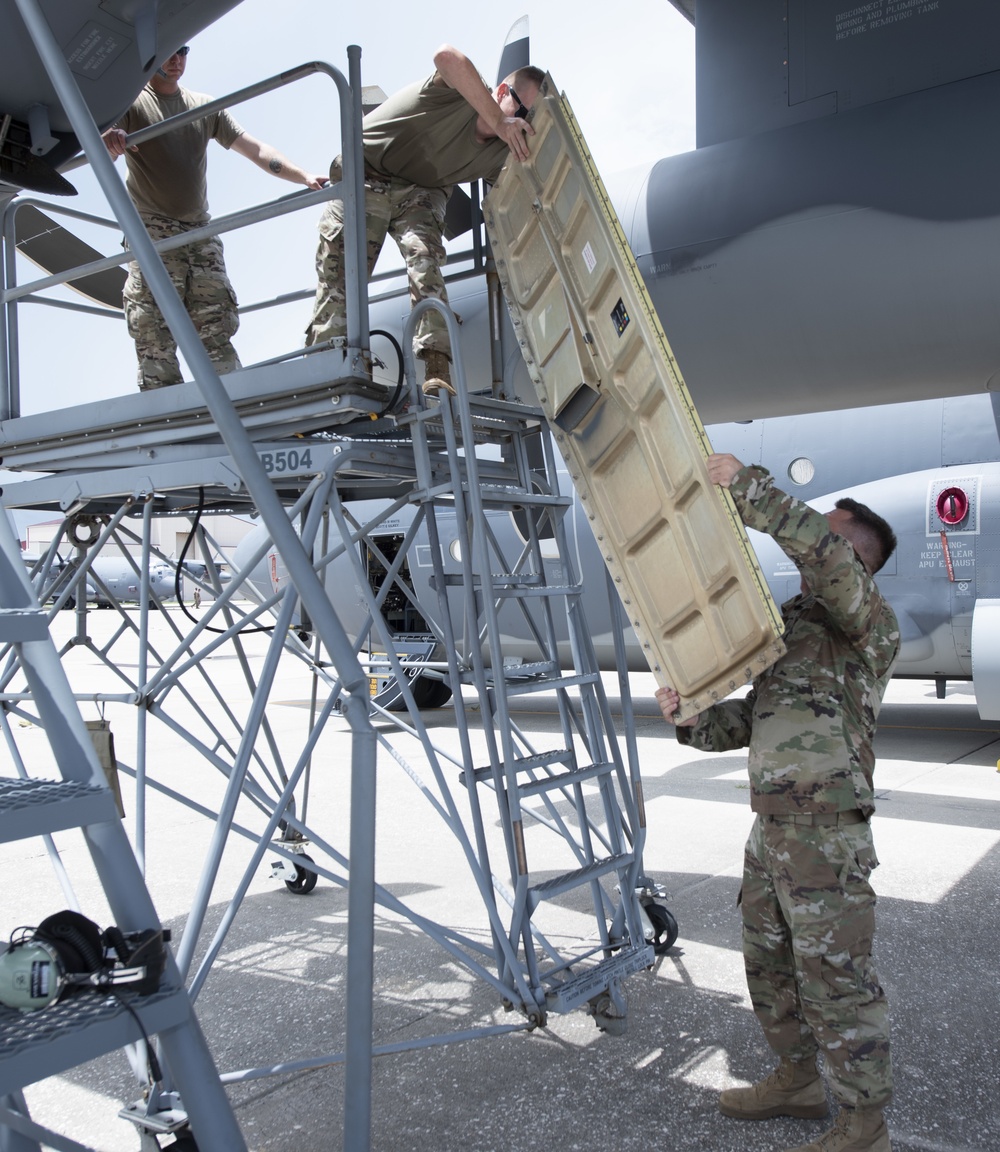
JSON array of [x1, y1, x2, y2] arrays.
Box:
[[486, 583, 581, 599], [502, 670, 603, 697], [470, 660, 559, 683], [519, 760, 614, 798], [437, 575, 581, 599], [0, 608, 49, 643], [528, 853, 633, 910], [0, 986, 189, 1096], [0, 778, 119, 841], [474, 487, 570, 508], [545, 945, 655, 1015], [460, 746, 574, 786], [437, 572, 545, 588]]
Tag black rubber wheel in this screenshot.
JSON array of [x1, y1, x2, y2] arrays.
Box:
[[285, 853, 318, 894], [387, 674, 453, 711], [645, 902, 679, 954], [165, 1137, 199, 1151]]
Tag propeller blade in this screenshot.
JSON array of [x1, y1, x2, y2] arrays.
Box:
[[496, 15, 530, 84], [443, 186, 473, 241], [13, 203, 125, 309]]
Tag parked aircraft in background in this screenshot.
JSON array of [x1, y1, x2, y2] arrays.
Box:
[[620, 0, 1000, 424], [25, 553, 178, 606], [177, 559, 232, 587]]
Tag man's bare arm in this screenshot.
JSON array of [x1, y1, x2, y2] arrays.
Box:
[[102, 127, 135, 158], [433, 44, 534, 161], [229, 133, 327, 190]]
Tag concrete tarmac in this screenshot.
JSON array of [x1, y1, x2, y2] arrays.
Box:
[[3, 610, 1000, 1152]]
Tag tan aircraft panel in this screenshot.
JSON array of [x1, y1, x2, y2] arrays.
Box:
[[483, 77, 785, 720]]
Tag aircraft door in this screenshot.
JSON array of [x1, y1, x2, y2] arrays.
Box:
[[484, 76, 785, 719]]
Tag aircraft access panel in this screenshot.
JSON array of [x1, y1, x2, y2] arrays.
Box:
[[484, 77, 785, 719]]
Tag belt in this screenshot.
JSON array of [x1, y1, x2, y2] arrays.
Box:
[[766, 810, 865, 827]]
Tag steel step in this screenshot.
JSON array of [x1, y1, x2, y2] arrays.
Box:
[[528, 852, 633, 910], [0, 986, 190, 1096], [0, 777, 118, 841], [545, 945, 655, 1015]]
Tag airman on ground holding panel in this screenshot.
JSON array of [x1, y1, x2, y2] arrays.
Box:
[[657, 453, 900, 1152]]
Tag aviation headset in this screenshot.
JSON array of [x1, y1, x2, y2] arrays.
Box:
[[0, 910, 167, 1012]]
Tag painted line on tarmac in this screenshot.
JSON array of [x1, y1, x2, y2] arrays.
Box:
[[894, 1133, 992, 1152]]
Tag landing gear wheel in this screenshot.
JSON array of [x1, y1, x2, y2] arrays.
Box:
[[285, 853, 318, 895], [164, 1138, 199, 1151], [645, 903, 678, 954]]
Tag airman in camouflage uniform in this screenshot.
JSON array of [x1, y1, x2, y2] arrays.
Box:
[[305, 46, 545, 395], [123, 216, 240, 389], [657, 453, 900, 1152], [308, 160, 450, 362], [103, 45, 326, 391]]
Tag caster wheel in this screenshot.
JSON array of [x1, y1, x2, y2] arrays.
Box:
[[285, 853, 318, 894], [645, 902, 679, 954]]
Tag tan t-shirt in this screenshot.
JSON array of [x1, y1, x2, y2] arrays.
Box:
[[362, 72, 510, 189], [116, 85, 244, 224]]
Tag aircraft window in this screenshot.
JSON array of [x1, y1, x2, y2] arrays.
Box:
[[788, 457, 815, 486]]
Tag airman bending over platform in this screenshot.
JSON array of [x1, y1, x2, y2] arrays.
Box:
[[657, 454, 899, 1152], [304, 45, 544, 396]]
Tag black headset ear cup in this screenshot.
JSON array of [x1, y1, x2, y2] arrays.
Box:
[[35, 910, 104, 974]]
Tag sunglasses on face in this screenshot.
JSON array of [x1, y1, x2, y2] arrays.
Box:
[[174, 45, 190, 57], [509, 86, 528, 120]]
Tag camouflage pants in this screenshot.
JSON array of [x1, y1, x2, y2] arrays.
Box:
[[741, 814, 892, 1109], [305, 165, 450, 357], [124, 214, 241, 390]]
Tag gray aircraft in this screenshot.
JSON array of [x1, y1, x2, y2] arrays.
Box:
[[4, 3, 1000, 1150], [236, 0, 1000, 713], [237, 389, 1000, 712], [4, 0, 997, 712], [326, 0, 1000, 717]]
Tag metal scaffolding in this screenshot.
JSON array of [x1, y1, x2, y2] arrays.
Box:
[[0, 7, 667, 1149]]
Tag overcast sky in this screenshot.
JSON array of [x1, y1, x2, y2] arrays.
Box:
[[8, 0, 694, 425]]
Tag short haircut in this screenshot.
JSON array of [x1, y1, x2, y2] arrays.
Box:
[[835, 497, 898, 574], [504, 65, 546, 92]]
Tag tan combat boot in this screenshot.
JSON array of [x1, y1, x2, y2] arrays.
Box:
[[784, 1107, 891, 1152], [420, 350, 455, 397], [719, 1057, 829, 1120]]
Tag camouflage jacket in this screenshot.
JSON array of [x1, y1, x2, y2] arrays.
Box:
[[677, 465, 900, 815]]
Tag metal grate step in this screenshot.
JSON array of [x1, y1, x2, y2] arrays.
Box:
[[460, 746, 574, 786], [544, 944, 655, 1015], [500, 670, 602, 696], [0, 609, 49, 643], [528, 852, 633, 910], [0, 986, 189, 1096], [0, 777, 118, 842], [519, 760, 614, 798]]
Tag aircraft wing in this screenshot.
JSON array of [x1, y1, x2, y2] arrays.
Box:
[[484, 77, 785, 719], [670, 0, 1000, 148]]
